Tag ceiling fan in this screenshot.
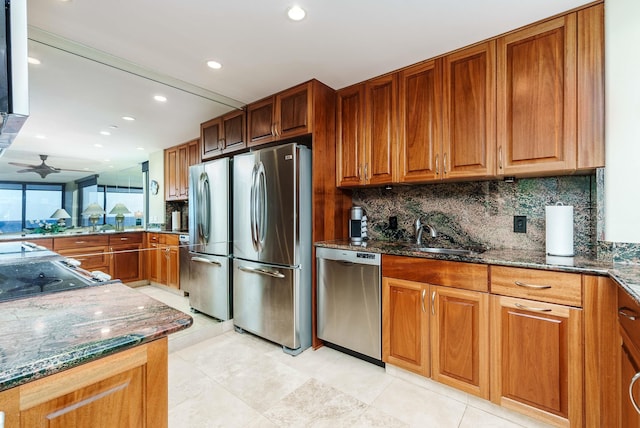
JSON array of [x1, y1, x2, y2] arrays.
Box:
[[9, 154, 91, 179]]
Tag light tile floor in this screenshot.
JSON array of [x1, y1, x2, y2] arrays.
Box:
[[137, 285, 553, 428]]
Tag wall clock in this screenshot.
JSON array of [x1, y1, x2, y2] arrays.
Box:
[[150, 179, 159, 195]]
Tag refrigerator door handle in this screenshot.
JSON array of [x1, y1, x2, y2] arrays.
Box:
[[256, 162, 267, 251], [250, 164, 259, 251], [200, 172, 211, 243], [191, 256, 222, 266], [238, 265, 285, 279]]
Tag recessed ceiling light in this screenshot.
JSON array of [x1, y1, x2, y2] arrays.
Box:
[[108, 125, 118, 129], [287, 5, 306, 21], [35, 134, 46, 139], [122, 116, 135, 121], [94, 143, 103, 148], [206, 60, 222, 70], [154, 95, 167, 102], [28, 57, 41, 65], [100, 131, 111, 136], [136, 147, 145, 151]]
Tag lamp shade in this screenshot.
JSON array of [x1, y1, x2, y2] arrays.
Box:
[[50, 208, 71, 219], [109, 203, 131, 215], [82, 203, 105, 216]]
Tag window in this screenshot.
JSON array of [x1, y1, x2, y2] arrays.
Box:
[[0, 183, 64, 233], [77, 178, 143, 228]]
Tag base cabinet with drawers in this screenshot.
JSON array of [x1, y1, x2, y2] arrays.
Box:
[[382, 256, 490, 399], [53, 235, 110, 273], [146, 233, 179, 290], [619, 286, 640, 427], [109, 233, 144, 283]]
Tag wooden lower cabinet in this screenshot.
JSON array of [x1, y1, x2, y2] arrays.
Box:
[[621, 328, 640, 428], [382, 277, 429, 375], [382, 277, 489, 398], [490, 295, 583, 427], [53, 235, 110, 273], [431, 286, 489, 399], [109, 233, 143, 283], [145, 233, 179, 290], [0, 338, 168, 428]]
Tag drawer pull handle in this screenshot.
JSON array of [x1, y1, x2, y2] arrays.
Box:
[[619, 307, 639, 321], [75, 241, 86, 244], [515, 303, 551, 312], [120, 237, 128, 241], [514, 280, 552, 290], [631, 372, 640, 415], [421, 289, 426, 313]]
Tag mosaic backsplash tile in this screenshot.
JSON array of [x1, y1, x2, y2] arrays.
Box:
[[352, 175, 598, 256]]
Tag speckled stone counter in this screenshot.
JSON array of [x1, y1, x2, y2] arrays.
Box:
[[315, 239, 640, 305], [0, 281, 192, 392]]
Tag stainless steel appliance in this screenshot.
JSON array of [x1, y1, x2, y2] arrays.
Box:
[[186, 158, 232, 320], [178, 234, 191, 294], [233, 143, 311, 355], [349, 206, 365, 244], [316, 247, 382, 365]]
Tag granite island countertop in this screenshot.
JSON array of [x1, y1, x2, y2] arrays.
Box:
[[0, 281, 192, 392], [315, 239, 640, 305]]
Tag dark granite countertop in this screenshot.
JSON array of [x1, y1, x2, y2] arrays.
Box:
[[0, 281, 192, 392], [315, 239, 640, 305]]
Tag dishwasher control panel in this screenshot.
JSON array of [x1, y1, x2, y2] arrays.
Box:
[[315, 247, 381, 266]]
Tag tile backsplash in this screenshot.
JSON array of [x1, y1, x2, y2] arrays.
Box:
[[352, 175, 598, 255]]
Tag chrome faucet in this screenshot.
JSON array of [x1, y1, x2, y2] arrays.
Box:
[[414, 218, 437, 245]]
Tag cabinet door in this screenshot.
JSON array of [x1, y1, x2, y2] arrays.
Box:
[[201, 117, 223, 160], [398, 60, 441, 183], [221, 110, 246, 153], [247, 97, 275, 146], [365, 74, 396, 185], [21, 366, 145, 427], [336, 84, 365, 187], [443, 42, 496, 180], [147, 242, 160, 283], [177, 144, 189, 199], [0, 387, 19, 426], [497, 14, 577, 176], [431, 286, 489, 399], [164, 148, 178, 200], [276, 83, 311, 139], [382, 277, 429, 376], [166, 246, 180, 289], [110, 243, 142, 283], [621, 336, 640, 428], [490, 295, 583, 427], [187, 139, 200, 167]]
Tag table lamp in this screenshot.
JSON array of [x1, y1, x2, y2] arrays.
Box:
[[82, 203, 105, 232], [50, 208, 71, 227], [109, 203, 131, 231]]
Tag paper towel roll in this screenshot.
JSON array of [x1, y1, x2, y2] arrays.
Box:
[[171, 211, 181, 231], [545, 204, 574, 256]]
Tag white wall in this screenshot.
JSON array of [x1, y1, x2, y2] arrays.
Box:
[[605, 0, 640, 243], [148, 150, 165, 225]]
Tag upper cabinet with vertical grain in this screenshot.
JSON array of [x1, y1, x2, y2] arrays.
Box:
[[398, 59, 441, 183], [336, 75, 396, 187], [165, 138, 200, 201], [247, 81, 312, 147], [496, 14, 577, 176], [201, 110, 246, 161], [442, 41, 496, 180]]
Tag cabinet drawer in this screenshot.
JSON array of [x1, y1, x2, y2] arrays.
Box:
[[618, 286, 640, 348], [490, 266, 582, 307], [57, 246, 109, 270], [109, 232, 143, 245], [382, 255, 488, 292], [161, 234, 179, 246], [54, 235, 109, 250]]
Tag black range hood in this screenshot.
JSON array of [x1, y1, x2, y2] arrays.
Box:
[[0, 0, 28, 157]]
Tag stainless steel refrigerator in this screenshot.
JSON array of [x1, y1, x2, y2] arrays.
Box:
[[232, 143, 312, 355], [186, 157, 232, 321]]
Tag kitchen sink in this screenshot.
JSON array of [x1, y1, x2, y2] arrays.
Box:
[[415, 247, 483, 256]]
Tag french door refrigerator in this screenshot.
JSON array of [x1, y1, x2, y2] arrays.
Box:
[[187, 157, 231, 321], [233, 143, 311, 355]]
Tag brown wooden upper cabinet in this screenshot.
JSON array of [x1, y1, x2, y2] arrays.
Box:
[[165, 139, 200, 201], [200, 110, 246, 160], [247, 81, 312, 146], [336, 75, 396, 187], [497, 14, 577, 176]]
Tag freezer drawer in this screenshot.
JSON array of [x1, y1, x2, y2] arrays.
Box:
[[233, 258, 311, 353], [316, 248, 382, 361], [188, 253, 231, 321]]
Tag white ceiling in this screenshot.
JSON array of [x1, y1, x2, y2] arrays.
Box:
[[0, 0, 592, 183]]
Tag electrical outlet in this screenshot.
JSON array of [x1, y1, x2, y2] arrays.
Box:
[[389, 216, 398, 230], [514, 215, 527, 233]]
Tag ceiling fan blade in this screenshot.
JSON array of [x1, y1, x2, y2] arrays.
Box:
[[58, 168, 94, 173], [8, 162, 40, 168]]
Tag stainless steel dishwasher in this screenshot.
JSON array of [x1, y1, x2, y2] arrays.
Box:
[[316, 246, 382, 365]]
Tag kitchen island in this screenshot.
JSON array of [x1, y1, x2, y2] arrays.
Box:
[[0, 281, 192, 427]]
